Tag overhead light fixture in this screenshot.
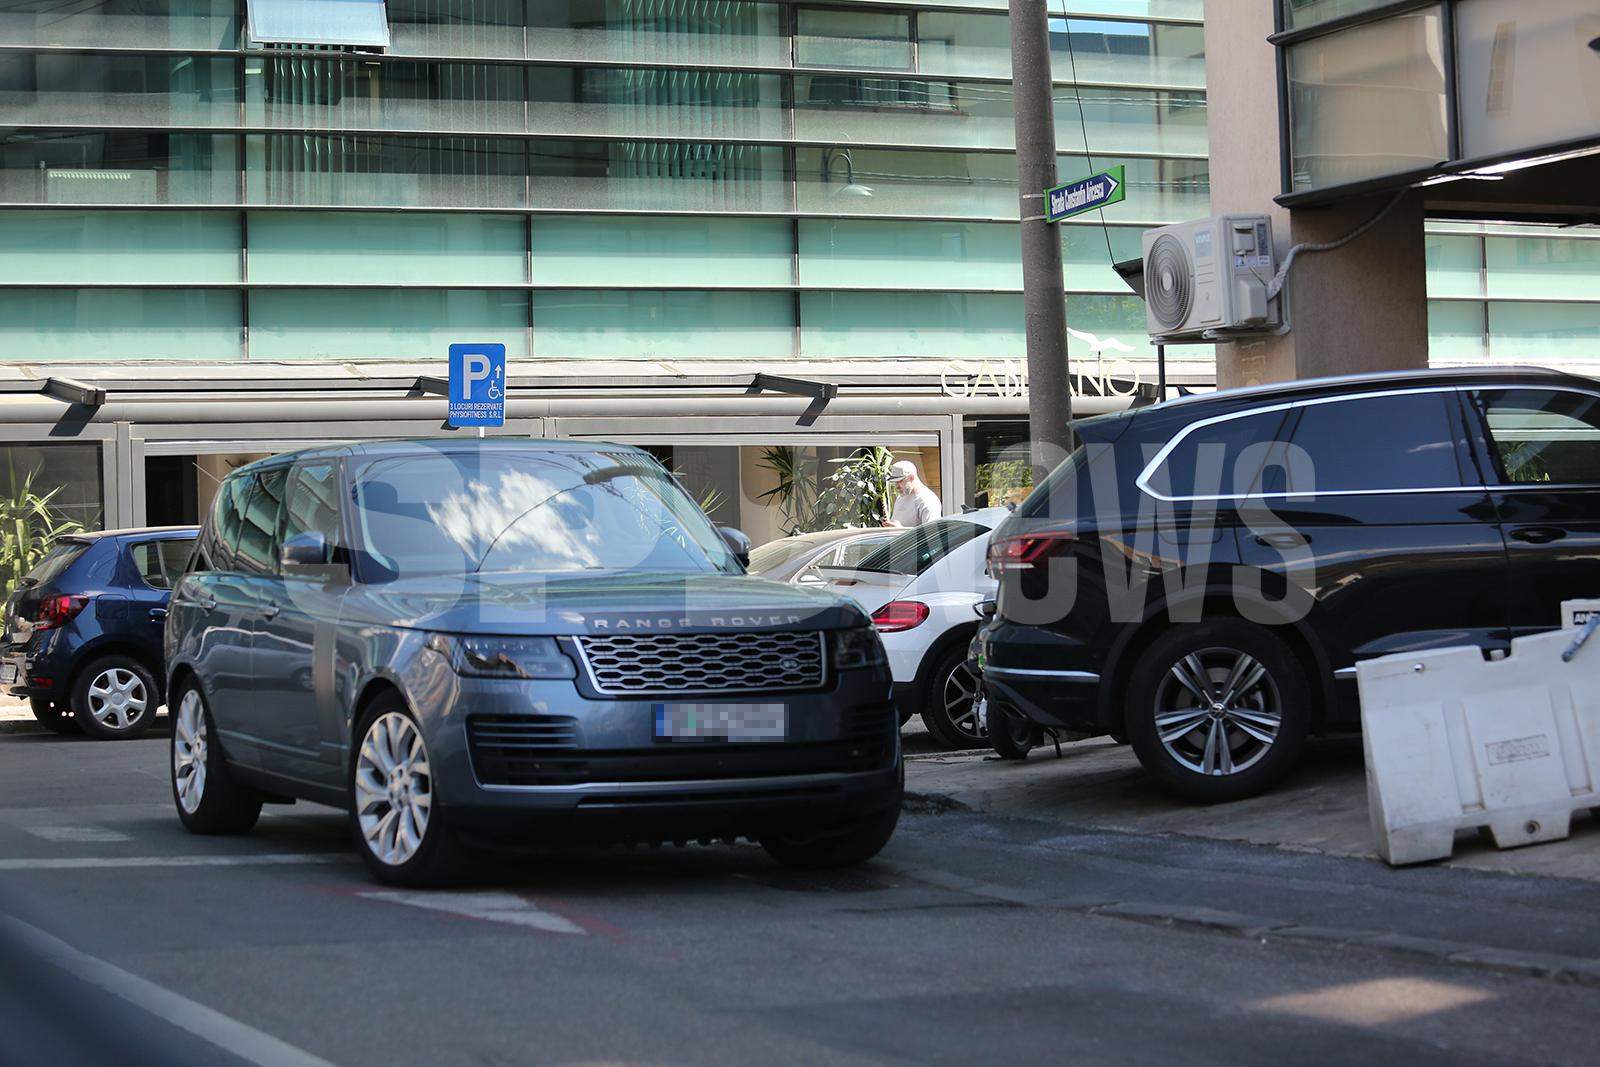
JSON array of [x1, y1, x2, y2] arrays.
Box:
[[821, 147, 874, 199]]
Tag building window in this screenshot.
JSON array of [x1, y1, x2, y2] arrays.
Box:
[[795, 8, 912, 70], [245, 0, 390, 49], [0, 442, 104, 595]]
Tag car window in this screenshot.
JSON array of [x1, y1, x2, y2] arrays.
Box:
[[349, 450, 736, 580], [236, 468, 287, 575], [1145, 409, 1289, 500], [1285, 392, 1465, 493], [1477, 389, 1600, 486], [197, 474, 251, 573], [836, 535, 892, 567], [130, 539, 194, 590], [281, 462, 344, 566], [747, 538, 817, 574], [851, 520, 981, 576], [22, 541, 88, 587]]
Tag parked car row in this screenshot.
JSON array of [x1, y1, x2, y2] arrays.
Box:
[[7, 365, 1598, 885]]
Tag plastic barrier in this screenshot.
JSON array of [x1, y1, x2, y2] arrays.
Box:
[[1358, 607, 1600, 866]]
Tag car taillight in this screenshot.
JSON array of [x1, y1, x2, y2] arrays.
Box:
[[35, 594, 88, 630], [872, 600, 930, 633], [988, 532, 1076, 572]]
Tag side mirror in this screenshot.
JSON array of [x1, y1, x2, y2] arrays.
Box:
[[975, 598, 997, 619], [280, 531, 349, 583], [280, 531, 329, 568], [718, 526, 752, 569]]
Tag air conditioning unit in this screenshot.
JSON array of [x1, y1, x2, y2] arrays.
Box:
[[1142, 214, 1280, 341]]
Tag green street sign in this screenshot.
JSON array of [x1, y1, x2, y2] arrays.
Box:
[[1045, 165, 1126, 222]]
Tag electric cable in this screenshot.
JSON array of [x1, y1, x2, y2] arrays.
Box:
[[1266, 189, 1409, 301]]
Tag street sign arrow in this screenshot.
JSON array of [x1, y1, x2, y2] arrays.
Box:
[[1046, 165, 1126, 223]]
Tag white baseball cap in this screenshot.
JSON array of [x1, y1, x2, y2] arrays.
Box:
[[886, 460, 918, 483]]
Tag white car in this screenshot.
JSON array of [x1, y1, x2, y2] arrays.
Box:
[[747, 528, 897, 586], [818, 508, 1009, 748]]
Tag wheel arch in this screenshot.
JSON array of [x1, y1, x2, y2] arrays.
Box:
[[912, 618, 984, 702], [1094, 590, 1334, 738]]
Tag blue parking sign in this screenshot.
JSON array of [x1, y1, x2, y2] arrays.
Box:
[[447, 343, 506, 427]]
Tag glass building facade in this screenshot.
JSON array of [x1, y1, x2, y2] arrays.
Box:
[[0, 0, 1211, 366]]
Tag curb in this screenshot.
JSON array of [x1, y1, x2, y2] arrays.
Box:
[[0, 718, 44, 736], [1089, 901, 1600, 988]]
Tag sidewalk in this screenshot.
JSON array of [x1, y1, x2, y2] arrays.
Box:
[[0, 696, 36, 735], [904, 734, 1600, 884]]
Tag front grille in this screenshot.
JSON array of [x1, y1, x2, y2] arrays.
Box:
[[574, 631, 826, 696]]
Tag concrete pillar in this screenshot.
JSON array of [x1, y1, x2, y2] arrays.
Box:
[[1203, 2, 1431, 388]]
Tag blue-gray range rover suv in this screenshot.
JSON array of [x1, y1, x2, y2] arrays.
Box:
[[165, 440, 901, 885]]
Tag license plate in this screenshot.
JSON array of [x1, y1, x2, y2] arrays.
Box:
[[654, 703, 787, 742], [0, 663, 18, 686]]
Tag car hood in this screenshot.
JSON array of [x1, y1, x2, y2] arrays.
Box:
[[339, 571, 870, 636]]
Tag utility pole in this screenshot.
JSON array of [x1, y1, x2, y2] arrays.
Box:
[[1009, 0, 1074, 473]]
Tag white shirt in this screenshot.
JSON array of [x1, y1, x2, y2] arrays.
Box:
[[892, 484, 943, 528]]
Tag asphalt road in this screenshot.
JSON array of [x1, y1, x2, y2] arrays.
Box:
[[3, 730, 1600, 1066]]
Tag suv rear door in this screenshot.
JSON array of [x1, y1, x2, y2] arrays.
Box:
[[1234, 389, 1509, 685], [1468, 385, 1600, 636]]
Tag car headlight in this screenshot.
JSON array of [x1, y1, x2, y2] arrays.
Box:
[[832, 626, 886, 670], [426, 634, 575, 679]]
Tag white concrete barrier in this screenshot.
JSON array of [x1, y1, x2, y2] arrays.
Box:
[[1359, 612, 1600, 866]]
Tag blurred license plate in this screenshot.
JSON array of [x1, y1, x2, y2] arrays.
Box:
[[0, 663, 17, 685], [654, 703, 786, 742]]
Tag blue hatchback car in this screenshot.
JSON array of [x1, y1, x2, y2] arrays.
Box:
[[3, 527, 199, 738], [165, 441, 901, 885]]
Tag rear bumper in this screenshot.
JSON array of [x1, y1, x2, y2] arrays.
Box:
[[978, 620, 1105, 733]]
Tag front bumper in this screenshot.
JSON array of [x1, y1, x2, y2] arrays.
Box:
[[419, 661, 902, 845]]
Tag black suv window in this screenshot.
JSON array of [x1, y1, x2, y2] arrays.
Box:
[[1285, 391, 1464, 494], [281, 462, 344, 565], [130, 539, 194, 590], [1148, 409, 1289, 499], [1477, 389, 1600, 486], [236, 468, 287, 574], [853, 519, 981, 576]]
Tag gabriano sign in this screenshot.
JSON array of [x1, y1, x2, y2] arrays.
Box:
[[939, 359, 1142, 399]]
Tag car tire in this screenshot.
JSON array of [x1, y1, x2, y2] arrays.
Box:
[[761, 763, 902, 869], [171, 681, 262, 835], [988, 701, 1040, 761], [29, 696, 78, 736], [918, 644, 988, 749], [1125, 620, 1310, 803], [72, 655, 159, 740], [349, 694, 472, 887]]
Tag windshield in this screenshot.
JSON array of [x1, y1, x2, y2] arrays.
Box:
[[747, 537, 823, 574], [349, 450, 736, 580], [849, 520, 981, 576]]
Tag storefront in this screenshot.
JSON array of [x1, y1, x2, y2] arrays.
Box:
[[0, 360, 1155, 549]]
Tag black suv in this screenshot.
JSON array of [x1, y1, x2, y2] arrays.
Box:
[[980, 367, 1600, 801]]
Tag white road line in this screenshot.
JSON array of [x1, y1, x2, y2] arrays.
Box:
[[21, 826, 134, 844], [0, 853, 353, 871], [0, 913, 341, 1067], [360, 890, 588, 934]]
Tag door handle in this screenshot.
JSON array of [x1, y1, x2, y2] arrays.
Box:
[[1511, 526, 1566, 545], [1255, 532, 1310, 549], [260, 603, 281, 620], [149, 607, 167, 620]]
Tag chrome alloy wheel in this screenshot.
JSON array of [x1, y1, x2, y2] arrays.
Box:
[[172, 690, 207, 814], [87, 667, 149, 730], [942, 661, 988, 743], [355, 712, 432, 868], [1152, 647, 1282, 777]]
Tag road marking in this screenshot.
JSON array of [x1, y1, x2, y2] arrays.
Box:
[[21, 826, 134, 844], [360, 890, 588, 934], [0, 913, 340, 1067], [0, 852, 352, 871]]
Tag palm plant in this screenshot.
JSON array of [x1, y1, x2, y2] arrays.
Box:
[[0, 469, 86, 596], [755, 446, 820, 536], [815, 446, 899, 529]]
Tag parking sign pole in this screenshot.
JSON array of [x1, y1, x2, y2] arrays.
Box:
[[1009, 0, 1074, 475]]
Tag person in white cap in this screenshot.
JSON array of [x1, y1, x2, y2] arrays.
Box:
[[884, 459, 943, 528]]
